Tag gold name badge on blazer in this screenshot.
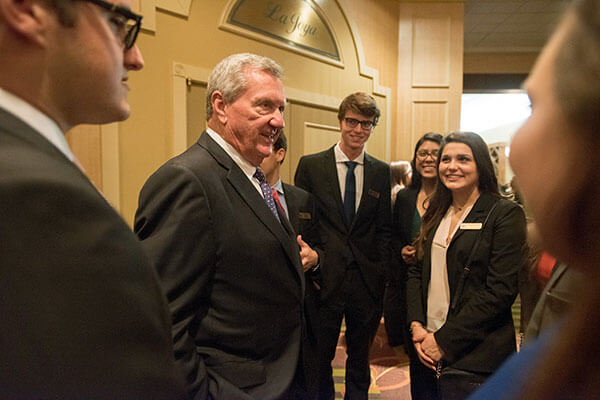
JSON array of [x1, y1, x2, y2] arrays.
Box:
[[298, 212, 312, 220], [368, 189, 380, 199], [460, 222, 483, 230]]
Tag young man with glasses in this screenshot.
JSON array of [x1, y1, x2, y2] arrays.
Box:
[[0, 0, 184, 397], [295, 92, 391, 399]]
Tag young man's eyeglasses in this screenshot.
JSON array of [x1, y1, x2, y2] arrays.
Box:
[[344, 117, 375, 130], [84, 0, 142, 50], [416, 150, 439, 160]]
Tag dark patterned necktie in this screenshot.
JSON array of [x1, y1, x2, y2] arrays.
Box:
[[344, 161, 357, 224], [254, 168, 280, 222]]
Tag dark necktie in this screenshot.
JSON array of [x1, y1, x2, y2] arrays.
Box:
[[272, 189, 287, 219], [344, 161, 358, 224], [254, 168, 280, 222]]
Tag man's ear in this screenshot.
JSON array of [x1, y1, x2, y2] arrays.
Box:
[[276, 148, 286, 164], [0, 0, 50, 46], [211, 90, 228, 124]]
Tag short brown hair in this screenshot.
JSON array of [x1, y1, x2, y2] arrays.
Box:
[[337, 92, 380, 126], [49, 0, 77, 26]]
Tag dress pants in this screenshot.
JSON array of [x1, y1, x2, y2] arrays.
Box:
[[317, 268, 382, 400]]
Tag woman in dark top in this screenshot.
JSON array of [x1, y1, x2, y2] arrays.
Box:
[[388, 132, 442, 400], [407, 132, 527, 400]]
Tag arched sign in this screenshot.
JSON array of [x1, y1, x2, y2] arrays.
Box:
[[221, 0, 342, 66]]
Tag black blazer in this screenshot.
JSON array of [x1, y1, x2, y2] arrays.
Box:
[[391, 187, 419, 282], [294, 146, 391, 302], [135, 131, 307, 400], [0, 108, 184, 399], [282, 182, 323, 286], [406, 193, 527, 373], [281, 182, 322, 395]]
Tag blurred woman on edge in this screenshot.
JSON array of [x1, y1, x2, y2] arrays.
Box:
[[470, 1, 600, 398]]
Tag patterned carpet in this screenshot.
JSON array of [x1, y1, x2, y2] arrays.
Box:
[[330, 299, 523, 399], [331, 319, 411, 399]]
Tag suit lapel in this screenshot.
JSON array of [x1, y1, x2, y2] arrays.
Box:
[[353, 154, 374, 229], [199, 132, 304, 284], [323, 148, 348, 231]]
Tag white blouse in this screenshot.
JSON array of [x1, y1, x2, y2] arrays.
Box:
[[426, 204, 474, 332]]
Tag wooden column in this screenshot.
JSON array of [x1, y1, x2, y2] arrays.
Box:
[[394, 0, 464, 161]]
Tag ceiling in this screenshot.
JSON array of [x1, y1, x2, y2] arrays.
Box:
[[464, 0, 571, 53]]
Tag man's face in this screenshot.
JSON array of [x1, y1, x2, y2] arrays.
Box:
[[339, 110, 374, 155], [47, 0, 144, 128], [259, 147, 285, 183], [222, 69, 285, 166]]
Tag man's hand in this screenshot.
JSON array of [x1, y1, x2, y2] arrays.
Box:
[[297, 235, 318, 272]]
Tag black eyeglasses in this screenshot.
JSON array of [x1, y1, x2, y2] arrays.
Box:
[[344, 117, 375, 130], [84, 0, 142, 49], [416, 150, 439, 159]]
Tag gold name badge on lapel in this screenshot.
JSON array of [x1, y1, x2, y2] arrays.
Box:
[[460, 222, 482, 230], [368, 189, 380, 199], [298, 212, 312, 220]]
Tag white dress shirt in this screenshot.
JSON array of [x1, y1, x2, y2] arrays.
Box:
[[0, 87, 74, 162], [205, 128, 264, 197]]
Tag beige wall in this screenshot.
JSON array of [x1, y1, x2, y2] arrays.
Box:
[[115, 0, 397, 224], [67, 0, 477, 224]]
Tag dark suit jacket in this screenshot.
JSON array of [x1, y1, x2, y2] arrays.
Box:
[[135, 131, 307, 400], [0, 108, 184, 399], [282, 182, 323, 289], [294, 146, 391, 302], [524, 263, 581, 344], [281, 182, 321, 397], [391, 187, 419, 283], [406, 193, 527, 373]]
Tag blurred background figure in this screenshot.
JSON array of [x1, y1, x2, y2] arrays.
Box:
[[390, 160, 412, 206], [470, 0, 600, 398], [388, 132, 442, 400], [407, 131, 527, 400]]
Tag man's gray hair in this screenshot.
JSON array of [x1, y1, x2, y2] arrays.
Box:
[[206, 53, 283, 119]]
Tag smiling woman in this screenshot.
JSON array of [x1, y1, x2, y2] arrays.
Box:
[[406, 131, 527, 400]]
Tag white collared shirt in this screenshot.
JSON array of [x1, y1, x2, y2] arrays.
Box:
[[205, 128, 264, 197], [334, 142, 364, 212], [0, 87, 74, 162]]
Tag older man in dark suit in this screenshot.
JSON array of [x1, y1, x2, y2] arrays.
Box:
[[135, 53, 313, 400], [0, 0, 184, 397], [294, 93, 391, 400]]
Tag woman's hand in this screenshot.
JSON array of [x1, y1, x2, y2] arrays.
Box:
[[411, 322, 437, 370], [401, 245, 417, 264], [421, 332, 445, 363]]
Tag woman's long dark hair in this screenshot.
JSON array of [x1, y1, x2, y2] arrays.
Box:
[[414, 132, 499, 258], [409, 132, 443, 190]]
